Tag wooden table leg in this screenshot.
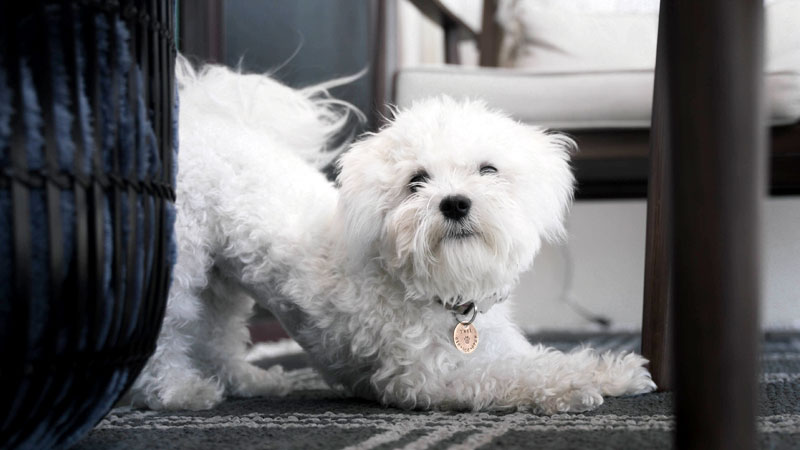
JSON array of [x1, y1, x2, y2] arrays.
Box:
[[641, 0, 673, 392], [664, 1, 766, 449]]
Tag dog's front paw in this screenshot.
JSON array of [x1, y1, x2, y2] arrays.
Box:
[[540, 386, 604, 414], [596, 352, 657, 397], [228, 364, 292, 398], [135, 375, 224, 411], [625, 366, 657, 396]]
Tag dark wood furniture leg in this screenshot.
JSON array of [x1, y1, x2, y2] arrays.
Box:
[[664, 1, 765, 448], [372, 0, 397, 129], [478, 0, 501, 67], [641, 0, 673, 392], [178, 0, 225, 63]]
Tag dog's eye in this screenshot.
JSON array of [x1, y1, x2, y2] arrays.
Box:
[[409, 171, 429, 192], [480, 164, 498, 175]]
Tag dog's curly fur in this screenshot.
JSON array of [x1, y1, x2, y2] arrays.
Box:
[[129, 61, 656, 413]]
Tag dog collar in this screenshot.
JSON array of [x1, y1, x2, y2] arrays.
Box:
[[434, 295, 506, 355], [435, 298, 476, 316], [434, 299, 479, 354], [434, 294, 508, 316]]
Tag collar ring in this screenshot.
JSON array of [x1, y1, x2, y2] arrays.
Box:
[[455, 302, 478, 325]]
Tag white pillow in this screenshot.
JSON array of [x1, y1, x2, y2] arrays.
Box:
[[767, 0, 800, 72], [497, 0, 800, 73]]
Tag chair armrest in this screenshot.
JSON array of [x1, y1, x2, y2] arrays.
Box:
[[405, 0, 478, 64], [407, 0, 479, 36], [405, 0, 502, 66]]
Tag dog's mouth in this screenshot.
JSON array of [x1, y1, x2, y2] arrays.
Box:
[[444, 228, 476, 240]]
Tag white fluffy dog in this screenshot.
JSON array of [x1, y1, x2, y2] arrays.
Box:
[[130, 62, 656, 413]]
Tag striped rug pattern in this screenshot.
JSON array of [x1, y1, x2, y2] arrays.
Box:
[[76, 332, 800, 449]]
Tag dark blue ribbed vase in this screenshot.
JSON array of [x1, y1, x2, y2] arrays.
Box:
[[0, 1, 176, 448]]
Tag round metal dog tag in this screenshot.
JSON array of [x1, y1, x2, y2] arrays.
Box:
[[453, 323, 479, 354]]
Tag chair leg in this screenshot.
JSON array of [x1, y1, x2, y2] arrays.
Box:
[[641, 0, 673, 392], [663, 1, 765, 449]]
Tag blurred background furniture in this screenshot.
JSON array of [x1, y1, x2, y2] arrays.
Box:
[[392, 0, 800, 199], [0, 1, 176, 448], [173, 0, 800, 198]]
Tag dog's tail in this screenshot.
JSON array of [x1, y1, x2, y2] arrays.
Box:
[[176, 55, 364, 170]]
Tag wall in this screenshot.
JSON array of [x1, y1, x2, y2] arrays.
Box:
[[223, 1, 372, 124], [512, 198, 800, 331]]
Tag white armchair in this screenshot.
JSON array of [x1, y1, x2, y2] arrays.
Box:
[[389, 0, 800, 198]]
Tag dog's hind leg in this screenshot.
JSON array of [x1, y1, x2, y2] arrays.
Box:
[[192, 270, 292, 398], [129, 210, 226, 410], [130, 293, 225, 410], [130, 256, 224, 410]]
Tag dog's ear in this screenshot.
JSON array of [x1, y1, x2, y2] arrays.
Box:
[[519, 127, 576, 245], [336, 133, 394, 270]]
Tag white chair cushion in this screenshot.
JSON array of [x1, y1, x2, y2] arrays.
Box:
[[496, 0, 659, 72], [496, 0, 800, 74], [394, 66, 800, 129]]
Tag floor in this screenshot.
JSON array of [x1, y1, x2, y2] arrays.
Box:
[[77, 332, 800, 450]]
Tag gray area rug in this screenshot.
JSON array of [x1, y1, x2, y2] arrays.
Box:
[[75, 332, 800, 449]]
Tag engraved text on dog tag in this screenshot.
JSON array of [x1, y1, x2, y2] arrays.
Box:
[[453, 323, 479, 354]]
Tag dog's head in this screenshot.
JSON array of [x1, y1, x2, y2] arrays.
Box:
[[337, 97, 574, 307]]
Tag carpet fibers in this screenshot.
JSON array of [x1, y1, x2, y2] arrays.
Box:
[[76, 332, 800, 449]]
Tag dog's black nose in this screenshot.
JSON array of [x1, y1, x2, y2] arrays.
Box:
[[440, 195, 471, 220]]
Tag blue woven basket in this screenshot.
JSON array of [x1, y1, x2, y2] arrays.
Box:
[[0, 1, 176, 448]]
